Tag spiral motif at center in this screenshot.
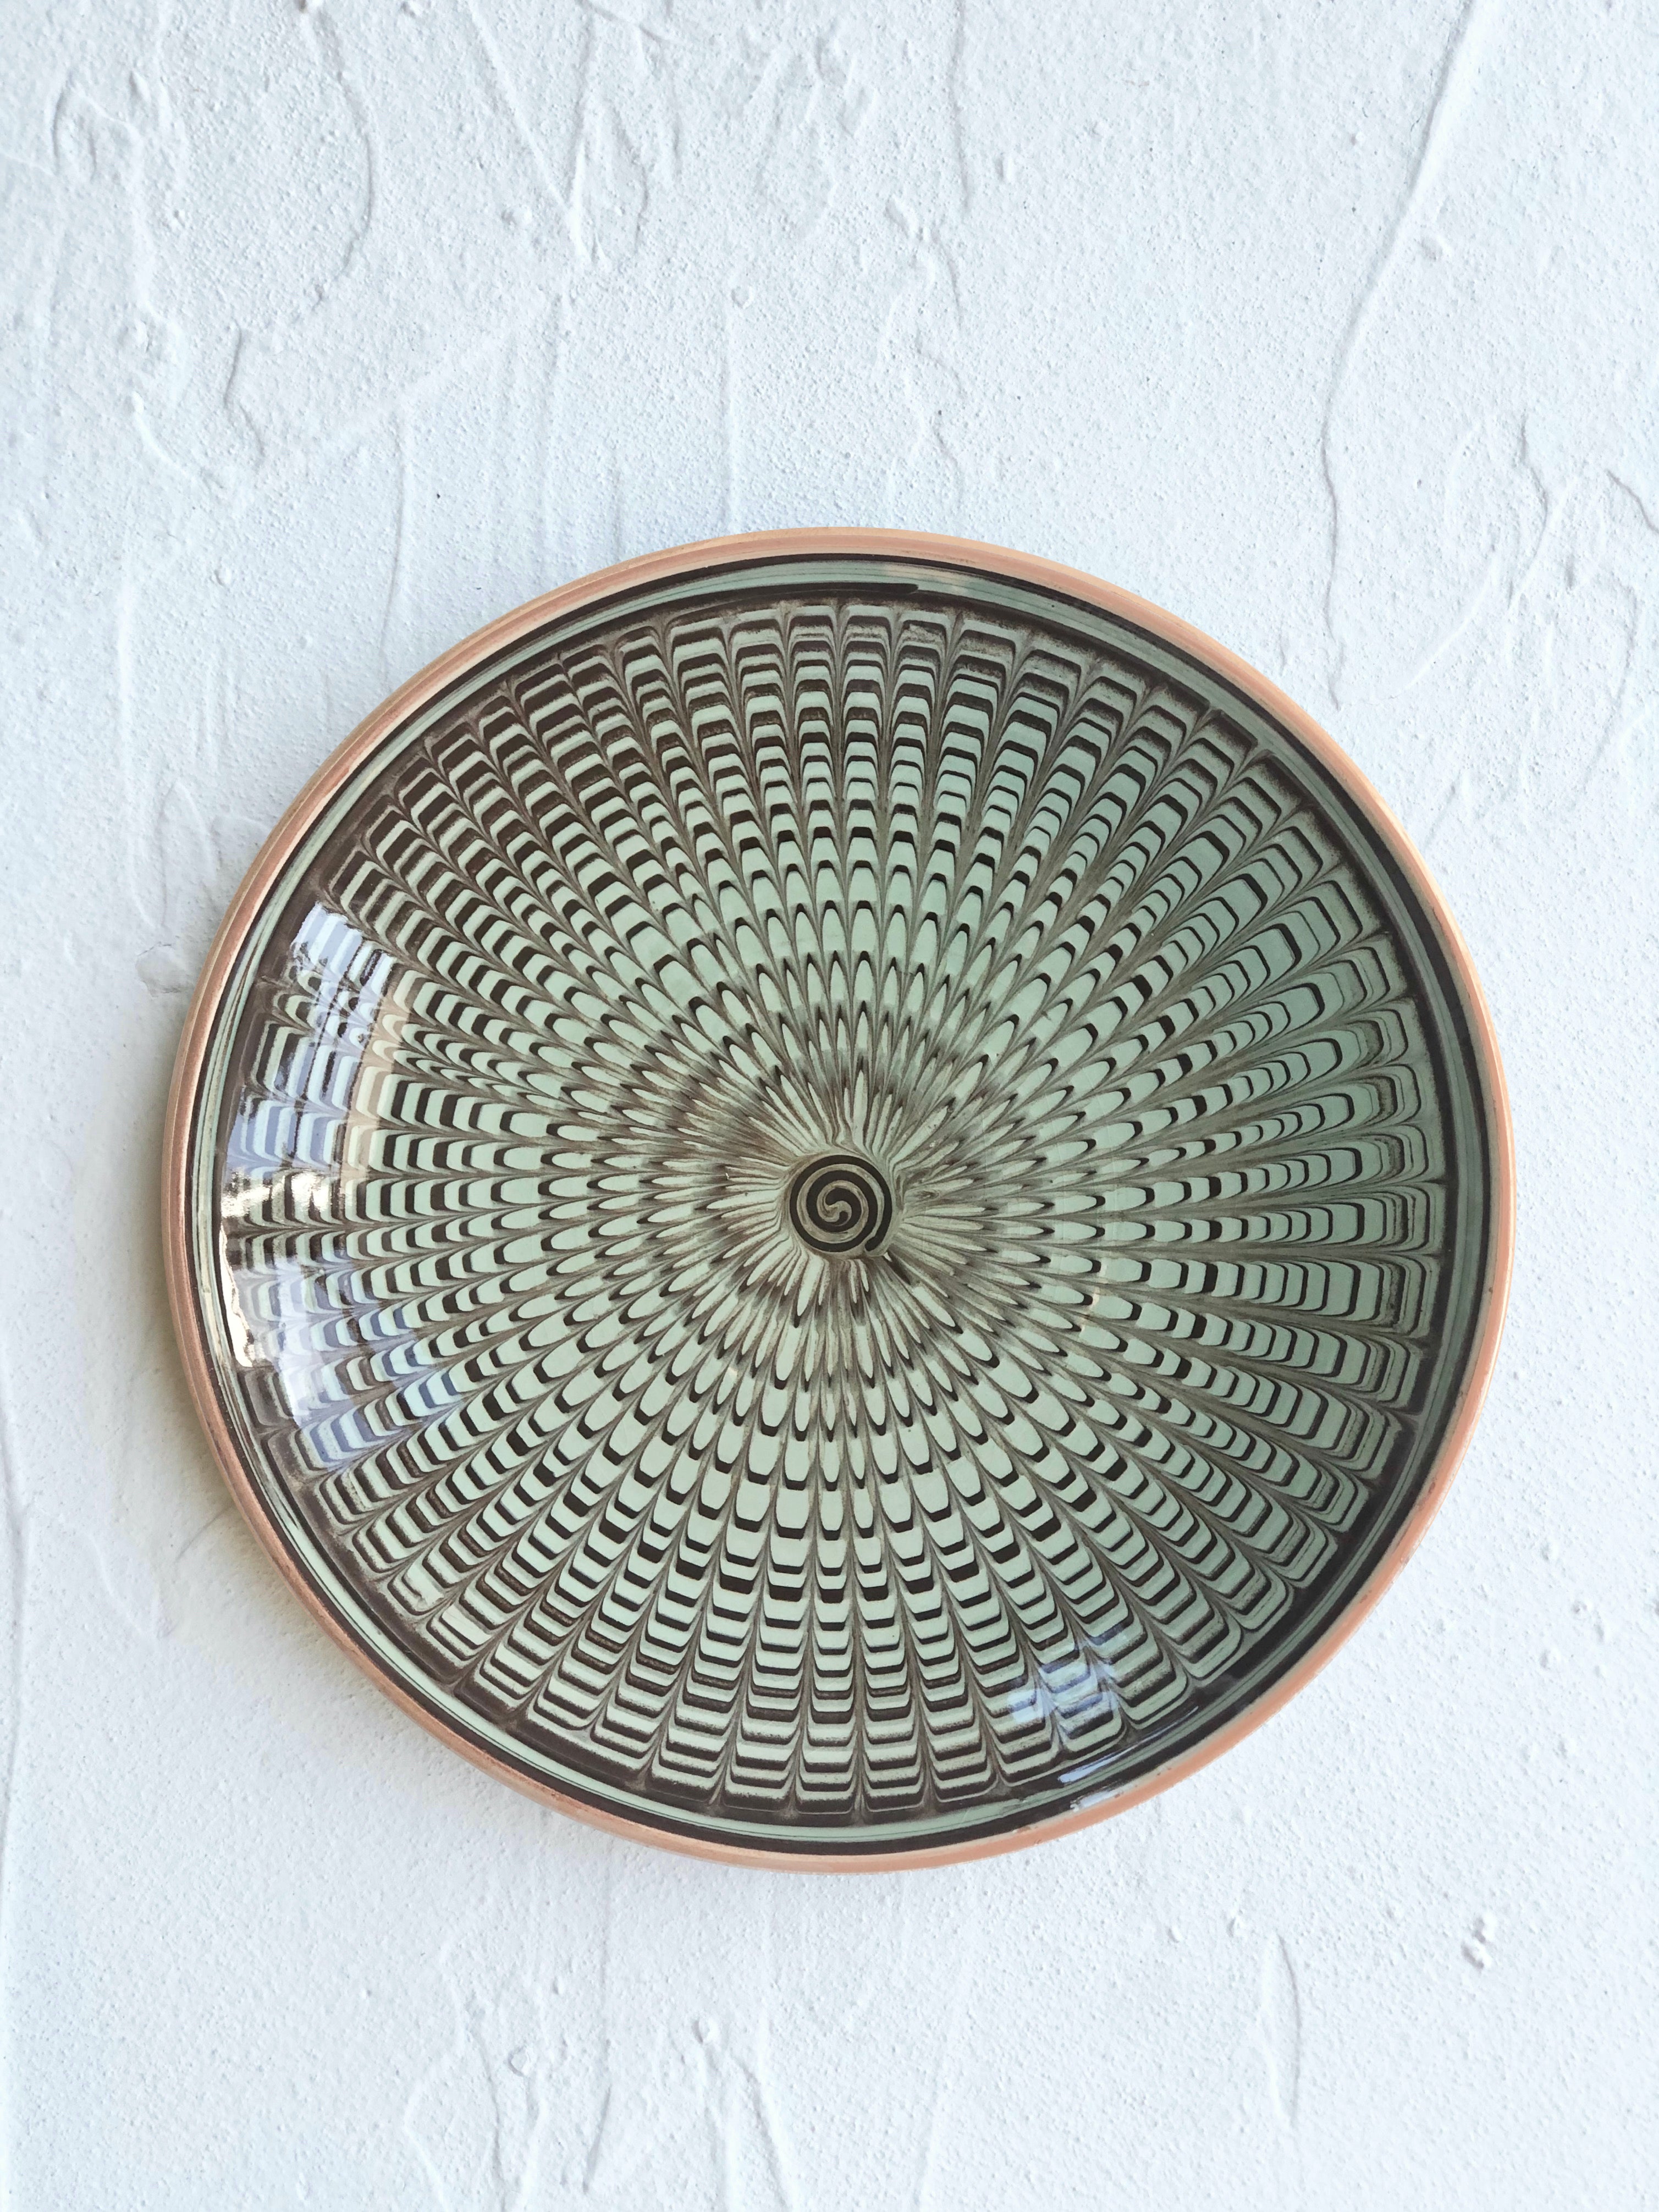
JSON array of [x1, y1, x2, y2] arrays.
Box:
[[786, 1152, 894, 1256]]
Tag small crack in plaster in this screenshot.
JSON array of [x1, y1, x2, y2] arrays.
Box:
[[1320, 0, 1504, 702]]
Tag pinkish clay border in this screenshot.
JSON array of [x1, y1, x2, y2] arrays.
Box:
[[163, 529, 1517, 1872]]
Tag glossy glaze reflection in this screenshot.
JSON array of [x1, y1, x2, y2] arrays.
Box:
[[177, 548, 1501, 1858]]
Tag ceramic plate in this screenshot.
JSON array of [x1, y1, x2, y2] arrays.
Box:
[[165, 532, 1512, 1866]]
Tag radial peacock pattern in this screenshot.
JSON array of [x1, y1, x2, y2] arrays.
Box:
[[205, 569, 1478, 1852]]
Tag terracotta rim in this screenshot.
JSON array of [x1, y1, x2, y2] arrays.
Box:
[[162, 528, 1517, 1872]]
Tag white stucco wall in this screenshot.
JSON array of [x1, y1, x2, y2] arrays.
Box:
[[1, 2, 1655, 2205]]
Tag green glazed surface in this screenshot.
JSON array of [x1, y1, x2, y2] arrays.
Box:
[[183, 554, 1495, 1856]]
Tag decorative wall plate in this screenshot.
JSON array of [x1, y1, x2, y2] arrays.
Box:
[[165, 531, 1513, 1868]]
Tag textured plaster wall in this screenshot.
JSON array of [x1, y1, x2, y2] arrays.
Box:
[[1, 1, 1656, 2206]]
